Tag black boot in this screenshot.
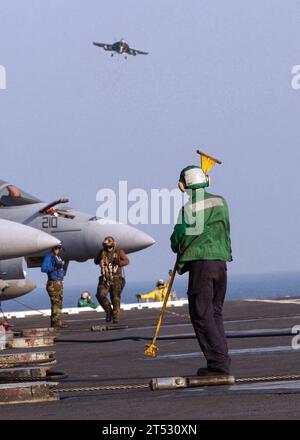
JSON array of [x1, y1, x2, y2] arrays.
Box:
[[105, 309, 112, 322], [197, 367, 230, 376]]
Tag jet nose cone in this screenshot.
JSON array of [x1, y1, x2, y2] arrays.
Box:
[[0, 220, 61, 259], [85, 220, 155, 256], [124, 227, 155, 253], [96, 222, 155, 253], [0, 279, 37, 301], [36, 233, 61, 252]]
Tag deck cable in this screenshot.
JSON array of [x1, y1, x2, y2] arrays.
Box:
[[2, 373, 300, 392], [56, 373, 300, 393]]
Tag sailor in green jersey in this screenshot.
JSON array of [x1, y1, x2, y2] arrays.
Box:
[[171, 165, 232, 376]]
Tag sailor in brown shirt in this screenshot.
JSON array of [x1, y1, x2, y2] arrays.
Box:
[[94, 236, 129, 323]]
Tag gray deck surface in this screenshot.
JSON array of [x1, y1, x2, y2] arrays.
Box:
[[1, 299, 300, 420]]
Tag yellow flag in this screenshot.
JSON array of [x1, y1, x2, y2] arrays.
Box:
[[196, 150, 222, 173]]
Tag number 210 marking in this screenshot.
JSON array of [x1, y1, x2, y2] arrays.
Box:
[[42, 216, 58, 229]]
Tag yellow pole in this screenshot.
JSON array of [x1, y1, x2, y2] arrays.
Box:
[[160, 269, 172, 301], [144, 261, 177, 357]]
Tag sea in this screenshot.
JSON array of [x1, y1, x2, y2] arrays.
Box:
[[2, 271, 300, 313]]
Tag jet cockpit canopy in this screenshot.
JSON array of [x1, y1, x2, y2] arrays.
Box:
[[0, 181, 41, 207]]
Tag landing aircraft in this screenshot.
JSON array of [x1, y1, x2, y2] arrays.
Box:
[[0, 219, 60, 300], [0, 180, 155, 300], [93, 39, 148, 57]]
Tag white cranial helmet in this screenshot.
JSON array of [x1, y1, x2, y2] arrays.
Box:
[[178, 165, 210, 192]]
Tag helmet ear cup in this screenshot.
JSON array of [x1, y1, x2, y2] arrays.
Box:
[[178, 181, 186, 193]]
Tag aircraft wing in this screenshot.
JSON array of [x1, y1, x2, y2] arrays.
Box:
[[129, 48, 149, 56], [93, 42, 114, 51]]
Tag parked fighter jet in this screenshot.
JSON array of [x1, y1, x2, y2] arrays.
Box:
[[0, 180, 155, 300], [0, 219, 60, 260], [93, 39, 148, 57], [0, 219, 60, 301]]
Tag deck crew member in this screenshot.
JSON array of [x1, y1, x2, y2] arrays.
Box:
[[136, 279, 176, 302], [41, 244, 66, 328], [78, 291, 97, 309], [94, 236, 129, 323], [170, 165, 232, 376]]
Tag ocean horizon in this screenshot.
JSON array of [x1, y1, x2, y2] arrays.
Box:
[[2, 271, 300, 313]]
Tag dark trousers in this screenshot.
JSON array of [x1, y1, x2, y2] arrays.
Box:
[[96, 276, 125, 321], [187, 260, 230, 373]]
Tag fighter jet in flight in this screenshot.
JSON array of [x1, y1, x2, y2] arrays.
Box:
[[0, 219, 60, 300], [0, 180, 155, 301], [93, 39, 148, 57]]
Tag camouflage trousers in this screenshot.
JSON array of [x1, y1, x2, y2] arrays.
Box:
[[96, 276, 125, 322], [47, 280, 64, 327]]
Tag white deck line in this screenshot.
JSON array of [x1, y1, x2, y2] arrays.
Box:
[[3, 300, 188, 319], [246, 299, 300, 305]]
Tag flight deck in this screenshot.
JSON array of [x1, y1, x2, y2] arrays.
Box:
[[1, 299, 300, 420]]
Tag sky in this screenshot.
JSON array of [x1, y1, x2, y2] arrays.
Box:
[[1, 0, 300, 290]]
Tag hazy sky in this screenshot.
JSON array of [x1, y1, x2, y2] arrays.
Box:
[[1, 0, 300, 289]]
